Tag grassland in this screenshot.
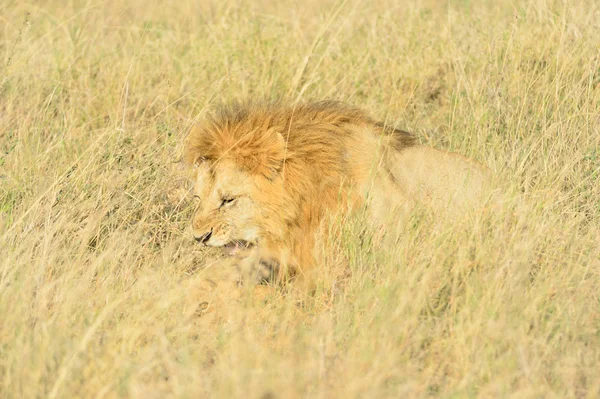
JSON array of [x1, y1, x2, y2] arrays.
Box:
[[1, 0, 599, 397]]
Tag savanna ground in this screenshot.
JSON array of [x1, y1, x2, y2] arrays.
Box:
[[1, 0, 600, 397]]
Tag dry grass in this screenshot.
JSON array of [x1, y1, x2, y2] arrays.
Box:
[[1, 0, 600, 397]]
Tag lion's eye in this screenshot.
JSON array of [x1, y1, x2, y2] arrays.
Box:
[[220, 197, 236, 207]]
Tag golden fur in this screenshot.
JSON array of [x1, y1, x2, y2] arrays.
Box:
[[185, 101, 490, 283]]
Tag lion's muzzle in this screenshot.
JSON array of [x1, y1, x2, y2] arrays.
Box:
[[194, 229, 212, 244]]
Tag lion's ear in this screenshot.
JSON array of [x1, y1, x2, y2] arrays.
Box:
[[260, 131, 287, 180], [192, 156, 207, 169], [184, 123, 211, 167]]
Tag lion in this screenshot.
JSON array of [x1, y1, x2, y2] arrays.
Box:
[[184, 101, 491, 284]]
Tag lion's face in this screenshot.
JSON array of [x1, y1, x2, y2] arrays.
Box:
[[191, 160, 261, 253]]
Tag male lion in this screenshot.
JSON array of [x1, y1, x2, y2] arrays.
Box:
[[185, 101, 490, 283]]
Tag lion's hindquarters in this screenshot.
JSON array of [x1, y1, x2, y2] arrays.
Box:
[[386, 145, 491, 213]]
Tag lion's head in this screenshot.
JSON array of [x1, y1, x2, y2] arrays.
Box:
[[189, 159, 260, 253], [185, 104, 293, 255]]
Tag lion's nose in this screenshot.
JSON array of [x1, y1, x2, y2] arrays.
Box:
[[194, 230, 212, 244]]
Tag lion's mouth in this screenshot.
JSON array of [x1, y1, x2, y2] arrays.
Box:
[[222, 240, 254, 256]]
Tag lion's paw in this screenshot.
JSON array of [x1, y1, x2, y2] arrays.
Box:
[[228, 247, 281, 284]]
